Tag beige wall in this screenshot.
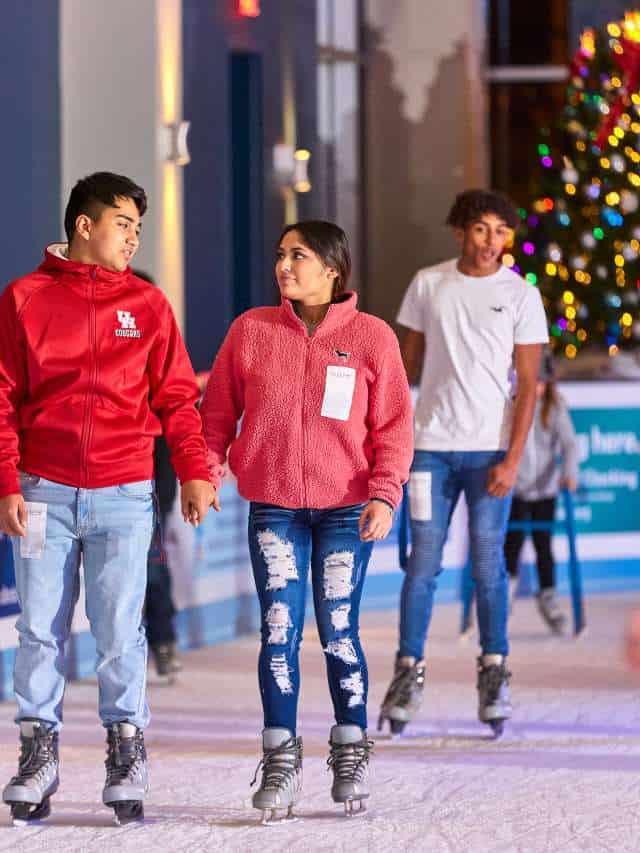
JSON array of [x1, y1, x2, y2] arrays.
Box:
[[60, 0, 185, 328], [364, 0, 488, 325]]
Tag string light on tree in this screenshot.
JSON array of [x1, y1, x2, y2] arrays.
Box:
[[514, 11, 640, 357]]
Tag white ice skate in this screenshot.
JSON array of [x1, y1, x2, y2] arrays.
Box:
[[327, 725, 373, 817], [251, 728, 302, 825]]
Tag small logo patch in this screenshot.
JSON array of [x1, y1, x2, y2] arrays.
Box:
[[115, 310, 141, 338], [335, 349, 350, 361], [490, 306, 505, 313]]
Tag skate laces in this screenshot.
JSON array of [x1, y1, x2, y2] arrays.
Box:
[[105, 727, 145, 784], [478, 663, 511, 703], [14, 730, 57, 783], [390, 662, 425, 706], [327, 738, 373, 783], [250, 737, 302, 791]]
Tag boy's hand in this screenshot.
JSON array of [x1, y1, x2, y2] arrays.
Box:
[[0, 494, 27, 536], [180, 480, 219, 527], [487, 460, 518, 498], [359, 500, 393, 542]]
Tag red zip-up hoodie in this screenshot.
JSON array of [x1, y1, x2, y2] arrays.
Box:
[[0, 245, 210, 497]]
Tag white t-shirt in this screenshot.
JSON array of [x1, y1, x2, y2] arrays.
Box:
[[397, 258, 549, 451]]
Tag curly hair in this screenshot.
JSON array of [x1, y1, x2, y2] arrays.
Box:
[[446, 189, 520, 230]]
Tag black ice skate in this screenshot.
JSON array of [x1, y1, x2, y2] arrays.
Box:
[[477, 656, 512, 738], [250, 728, 303, 825], [150, 642, 183, 678], [377, 657, 426, 735], [327, 725, 373, 817], [102, 722, 148, 825], [2, 720, 59, 826]]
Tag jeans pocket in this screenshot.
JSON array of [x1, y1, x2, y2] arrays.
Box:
[[19, 471, 42, 488], [116, 480, 154, 499]]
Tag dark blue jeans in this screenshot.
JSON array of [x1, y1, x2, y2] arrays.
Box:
[[248, 502, 374, 734], [399, 451, 512, 659]]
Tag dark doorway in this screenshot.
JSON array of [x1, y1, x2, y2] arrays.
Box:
[[230, 52, 264, 317]]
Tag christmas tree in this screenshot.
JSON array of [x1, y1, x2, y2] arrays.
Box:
[[509, 11, 640, 360]]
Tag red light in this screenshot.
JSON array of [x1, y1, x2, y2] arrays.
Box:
[[237, 0, 260, 16]]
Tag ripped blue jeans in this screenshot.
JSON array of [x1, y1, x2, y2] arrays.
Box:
[[248, 503, 373, 734]]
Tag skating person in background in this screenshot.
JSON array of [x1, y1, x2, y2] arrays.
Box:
[[379, 189, 548, 738], [505, 348, 578, 634], [201, 221, 412, 822], [133, 270, 182, 678], [0, 172, 216, 825]]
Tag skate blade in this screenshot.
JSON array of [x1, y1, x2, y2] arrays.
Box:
[[488, 719, 505, 739], [10, 798, 51, 826], [112, 801, 144, 826], [344, 799, 367, 818], [260, 806, 298, 826]]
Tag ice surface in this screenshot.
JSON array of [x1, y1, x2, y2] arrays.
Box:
[[1, 596, 639, 852]]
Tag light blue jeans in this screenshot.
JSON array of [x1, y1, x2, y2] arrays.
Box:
[[399, 451, 512, 659], [11, 473, 154, 731]]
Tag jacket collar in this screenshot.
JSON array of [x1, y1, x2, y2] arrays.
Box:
[[280, 291, 358, 336], [39, 243, 133, 286]]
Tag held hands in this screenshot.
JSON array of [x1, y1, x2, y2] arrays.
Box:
[[358, 500, 393, 542], [0, 494, 27, 537], [561, 478, 577, 493], [180, 479, 220, 527], [487, 459, 519, 498]]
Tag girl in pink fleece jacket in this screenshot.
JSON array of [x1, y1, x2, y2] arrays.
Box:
[[201, 220, 412, 821]]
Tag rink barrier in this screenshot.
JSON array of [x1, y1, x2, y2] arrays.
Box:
[[1, 507, 640, 700]]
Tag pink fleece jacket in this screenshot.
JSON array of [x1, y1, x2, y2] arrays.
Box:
[[200, 292, 413, 510]]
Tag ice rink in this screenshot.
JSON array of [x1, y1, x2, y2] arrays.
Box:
[[0, 594, 639, 853]]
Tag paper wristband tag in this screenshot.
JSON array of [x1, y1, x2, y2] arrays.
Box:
[[20, 501, 47, 559], [409, 471, 432, 521]]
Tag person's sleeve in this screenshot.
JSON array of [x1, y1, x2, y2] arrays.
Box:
[[556, 398, 579, 483], [514, 284, 549, 345], [147, 298, 210, 485], [366, 331, 414, 509], [199, 320, 245, 491], [0, 288, 27, 497], [396, 272, 425, 333]]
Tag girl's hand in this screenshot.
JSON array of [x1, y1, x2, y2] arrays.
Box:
[[561, 478, 577, 493], [359, 500, 393, 542]]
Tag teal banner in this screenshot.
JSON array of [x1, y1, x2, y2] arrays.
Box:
[[566, 408, 640, 534]]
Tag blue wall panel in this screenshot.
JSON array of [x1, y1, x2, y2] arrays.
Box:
[[0, 2, 61, 289]]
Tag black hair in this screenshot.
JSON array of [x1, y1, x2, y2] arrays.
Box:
[[64, 172, 148, 244], [132, 269, 155, 284], [446, 189, 520, 231], [278, 220, 351, 299]]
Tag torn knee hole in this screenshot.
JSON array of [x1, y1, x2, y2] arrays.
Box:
[[257, 529, 298, 591], [323, 551, 354, 600]]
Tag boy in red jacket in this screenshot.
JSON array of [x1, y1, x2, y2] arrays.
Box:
[[0, 172, 216, 825]]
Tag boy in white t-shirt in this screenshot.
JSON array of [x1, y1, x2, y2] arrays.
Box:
[[379, 189, 548, 737]]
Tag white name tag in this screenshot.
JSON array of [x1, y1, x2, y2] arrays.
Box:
[[20, 501, 47, 559], [321, 366, 356, 421]]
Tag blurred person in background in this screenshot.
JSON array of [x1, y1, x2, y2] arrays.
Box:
[[378, 189, 548, 739], [504, 348, 578, 634], [133, 270, 182, 679]]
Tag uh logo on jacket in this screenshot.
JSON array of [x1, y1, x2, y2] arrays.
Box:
[[114, 310, 142, 339]]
